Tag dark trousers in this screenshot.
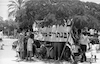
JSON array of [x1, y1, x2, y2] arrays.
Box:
[[81, 53, 86, 61], [32, 45, 36, 57], [80, 44, 87, 61], [53, 42, 65, 60], [24, 43, 27, 59], [24, 49, 27, 59]]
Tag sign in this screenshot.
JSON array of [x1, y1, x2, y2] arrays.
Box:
[[34, 25, 72, 42]]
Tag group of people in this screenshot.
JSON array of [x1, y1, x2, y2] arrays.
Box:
[[15, 30, 35, 61], [13, 28, 100, 63], [71, 30, 100, 64]]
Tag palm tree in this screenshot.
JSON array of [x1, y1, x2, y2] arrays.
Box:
[[8, 0, 26, 17]]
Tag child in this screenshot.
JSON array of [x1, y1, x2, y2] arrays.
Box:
[[72, 44, 82, 64], [91, 44, 97, 62], [26, 34, 34, 61], [16, 41, 20, 61], [40, 43, 47, 59]]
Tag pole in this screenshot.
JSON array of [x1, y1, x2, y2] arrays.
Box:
[[59, 19, 74, 60]]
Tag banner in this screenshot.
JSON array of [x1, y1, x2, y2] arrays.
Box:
[[34, 25, 72, 42]]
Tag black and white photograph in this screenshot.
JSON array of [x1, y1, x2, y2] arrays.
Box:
[[0, 0, 100, 64]]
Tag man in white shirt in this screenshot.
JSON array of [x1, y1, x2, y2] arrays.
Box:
[[79, 33, 90, 62]]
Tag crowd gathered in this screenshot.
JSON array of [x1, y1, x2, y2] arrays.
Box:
[[14, 30, 35, 61], [12, 28, 100, 64]]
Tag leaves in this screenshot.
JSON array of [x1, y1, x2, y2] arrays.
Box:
[[8, 0, 25, 17], [10, 0, 100, 31]]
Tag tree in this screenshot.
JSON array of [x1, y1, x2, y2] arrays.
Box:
[[0, 16, 4, 31], [8, 0, 27, 31], [14, 0, 100, 31], [8, 0, 26, 17], [3, 19, 18, 36]]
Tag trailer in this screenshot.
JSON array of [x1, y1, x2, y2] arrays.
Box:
[[32, 19, 82, 62]]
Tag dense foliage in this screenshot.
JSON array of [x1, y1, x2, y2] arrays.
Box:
[[8, 0, 100, 31]]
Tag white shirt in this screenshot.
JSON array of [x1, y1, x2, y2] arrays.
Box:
[[89, 29, 94, 35], [80, 35, 90, 45]]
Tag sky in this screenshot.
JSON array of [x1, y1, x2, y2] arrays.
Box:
[[0, 0, 100, 20], [81, 0, 100, 3], [0, 0, 9, 20]]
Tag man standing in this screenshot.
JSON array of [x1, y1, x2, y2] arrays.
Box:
[[79, 33, 90, 62]]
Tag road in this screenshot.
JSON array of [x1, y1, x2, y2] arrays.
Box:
[[0, 37, 100, 64]]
